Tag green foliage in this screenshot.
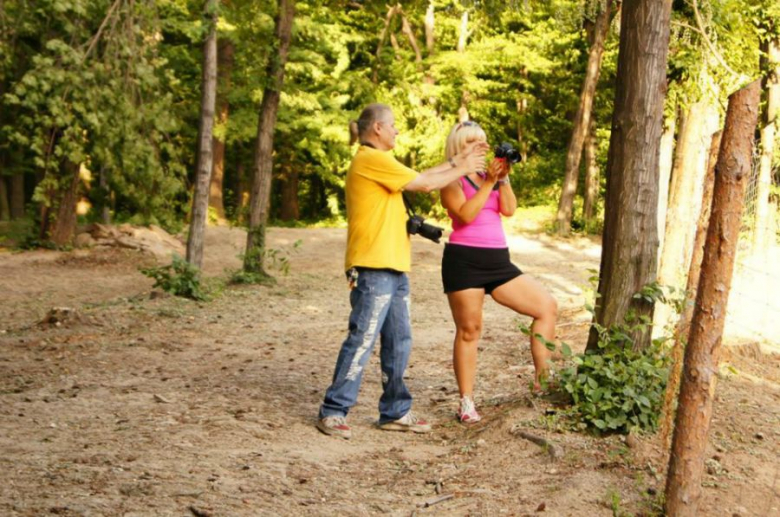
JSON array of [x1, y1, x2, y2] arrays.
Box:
[[525, 283, 676, 435], [140, 254, 208, 301], [229, 239, 302, 284]]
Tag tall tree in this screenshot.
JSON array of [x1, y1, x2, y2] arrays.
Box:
[[245, 0, 295, 275], [186, 0, 220, 269], [665, 79, 761, 517], [582, 117, 599, 222], [555, 0, 616, 235], [209, 39, 235, 222], [586, 0, 673, 352], [656, 100, 719, 333]]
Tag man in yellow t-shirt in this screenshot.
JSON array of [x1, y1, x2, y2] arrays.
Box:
[[317, 103, 487, 439]]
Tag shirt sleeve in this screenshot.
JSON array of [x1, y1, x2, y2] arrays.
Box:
[[359, 150, 418, 192]]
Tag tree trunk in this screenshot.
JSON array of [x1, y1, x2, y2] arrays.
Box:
[[457, 11, 469, 53], [48, 161, 81, 247], [245, 0, 295, 274], [0, 176, 10, 221], [400, 14, 422, 72], [583, 117, 599, 222], [10, 173, 25, 219], [99, 167, 111, 224], [657, 111, 677, 258], [586, 0, 673, 352], [659, 129, 721, 452], [665, 80, 761, 517], [279, 167, 299, 221], [655, 101, 719, 335], [209, 39, 235, 223], [186, 0, 219, 270], [372, 5, 400, 83], [424, 2, 434, 56], [237, 160, 249, 224], [555, 0, 614, 235], [753, 37, 779, 252]]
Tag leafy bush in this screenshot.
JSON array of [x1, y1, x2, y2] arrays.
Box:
[[529, 283, 675, 435], [140, 254, 208, 301]]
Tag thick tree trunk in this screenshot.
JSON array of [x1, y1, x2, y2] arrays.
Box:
[[655, 101, 719, 335], [657, 112, 677, 258], [586, 0, 673, 352], [10, 173, 24, 219], [583, 117, 599, 222], [659, 129, 721, 451], [279, 167, 299, 221], [754, 37, 779, 251], [186, 0, 219, 270], [665, 80, 761, 517], [245, 0, 295, 274], [556, 0, 614, 235], [209, 39, 235, 222], [48, 161, 81, 247], [0, 176, 10, 221]]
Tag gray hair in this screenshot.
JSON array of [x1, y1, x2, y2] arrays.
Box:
[[349, 103, 392, 145]]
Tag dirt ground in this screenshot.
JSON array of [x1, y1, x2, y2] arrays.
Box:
[[0, 225, 778, 516]]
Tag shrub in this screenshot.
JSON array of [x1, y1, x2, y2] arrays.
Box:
[[140, 254, 208, 301]]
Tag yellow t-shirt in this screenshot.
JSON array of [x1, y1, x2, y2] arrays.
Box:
[[345, 146, 418, 272]]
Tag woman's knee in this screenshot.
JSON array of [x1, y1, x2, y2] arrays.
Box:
[[456, 321, 482, 343], [543, 295, 558, 321]]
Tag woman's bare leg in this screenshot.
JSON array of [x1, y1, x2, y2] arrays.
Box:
[[446, 288, 485, 397], [491, 275, 558, 389]]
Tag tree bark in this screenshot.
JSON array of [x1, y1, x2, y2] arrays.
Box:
[[10, 173, 25, 219], [555, 0, 614, 235], [753, 37, 779, 252], [372, 4, 400, 83], [424, 2, 434, 56], [659, 129, 721, 452], [583, 117, 599, 222], [279, 166, 299, 221], [186, 0, 219, 270], [245, 0, 295, 274], [400, 14, 422, 72], [0, 176, 10, 221], [586, 0, 673, 352], [655, 101, 719, 335], [209, 39, 235, 222], [657, 111, 677, 258], [457, 11, 470, 53], [48, 161, 81, 247], [665, 80, 761, 517]]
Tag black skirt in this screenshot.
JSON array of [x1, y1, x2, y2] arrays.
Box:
[[441, 243, 523, 294]]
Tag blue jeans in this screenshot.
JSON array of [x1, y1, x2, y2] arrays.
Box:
[[319, 269, 413, 424]]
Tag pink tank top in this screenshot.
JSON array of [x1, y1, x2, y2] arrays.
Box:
[[447, 176, 507, 248]]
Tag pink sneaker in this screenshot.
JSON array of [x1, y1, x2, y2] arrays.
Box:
[[457, 396, 481, 424]]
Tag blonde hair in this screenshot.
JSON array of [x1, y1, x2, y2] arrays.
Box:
[[445, 121, 487, 159]]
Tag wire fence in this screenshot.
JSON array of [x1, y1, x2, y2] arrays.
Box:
[[724, 147, 779, 351]]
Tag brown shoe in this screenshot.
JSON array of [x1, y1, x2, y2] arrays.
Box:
[[316, 416, 352, 439], [377, 411, 432, 433]]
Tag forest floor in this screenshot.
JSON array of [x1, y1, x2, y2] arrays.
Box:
[[0, 223, 778, 516]]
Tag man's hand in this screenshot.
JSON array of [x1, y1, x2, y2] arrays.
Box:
[[453, 141, 489, 173]]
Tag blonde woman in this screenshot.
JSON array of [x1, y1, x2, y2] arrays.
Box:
[[440, 121, 558, 423]]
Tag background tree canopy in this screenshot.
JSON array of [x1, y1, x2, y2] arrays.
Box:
[[0, 0, 777, 236]]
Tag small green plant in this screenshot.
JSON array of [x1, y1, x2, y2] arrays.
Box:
[[524, 283, 676, 435], [229, 240, 302, 285], [140, 254, 208, 301]]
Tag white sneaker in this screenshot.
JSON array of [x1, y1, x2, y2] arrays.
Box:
[[377, 411, 432, 433], [457, 396, 482, 423]]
